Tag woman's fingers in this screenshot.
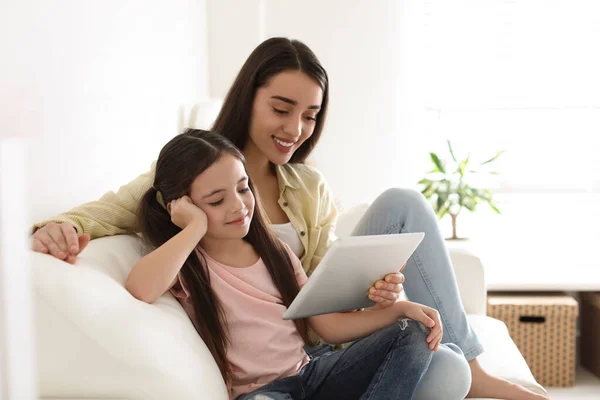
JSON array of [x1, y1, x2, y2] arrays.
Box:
[[33, 228, 66, 259], [31, 238, 48, 254], [32, 223, 85, 262], [60, 223, 80, 254], [77, 234, 91, 255], [47, 228, 70, 256]]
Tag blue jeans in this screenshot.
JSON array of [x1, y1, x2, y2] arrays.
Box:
[[237, 319, 433, 400], [352, 188, 481, 398]]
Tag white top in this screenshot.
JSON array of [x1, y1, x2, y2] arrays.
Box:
[[270, 222, 304, 259]]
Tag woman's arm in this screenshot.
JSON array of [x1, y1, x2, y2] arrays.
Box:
[[307, 176, 338, 276], [32, 163, 156, 238], [31, 164, 156, 262], [308, 301, 443, 350]]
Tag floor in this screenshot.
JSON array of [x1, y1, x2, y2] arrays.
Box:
[[545, 366, 600, 399]]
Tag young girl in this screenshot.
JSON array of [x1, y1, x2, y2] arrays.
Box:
[[125, 129, 444, 400]]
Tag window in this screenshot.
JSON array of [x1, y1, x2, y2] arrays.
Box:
[[423, 0, 600, 194]]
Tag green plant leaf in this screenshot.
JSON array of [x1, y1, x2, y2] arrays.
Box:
[[469, 187, 481, 197], [484, 198, 501, 214], [435, 188, 450, 214], [462, 197, 477, 212], [457, 186, 470, 203], [430, 152, 446, 174], [480, 150, 505, 165], [447, 139, 458, 163], [421, 143, 504, 220], [421, 183, 435, 198], [437, 203, 450, 219], [458, 153, 470, 176]]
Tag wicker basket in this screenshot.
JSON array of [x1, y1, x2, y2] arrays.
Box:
[[487, 293, 579, 387], [581, 292, 600, 379]]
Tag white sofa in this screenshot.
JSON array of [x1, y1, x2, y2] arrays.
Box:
[[33, 204, 548, 400]]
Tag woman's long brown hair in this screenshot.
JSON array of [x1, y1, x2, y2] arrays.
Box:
[[137, 129, 312, 383], [211, 37, 329, 163]]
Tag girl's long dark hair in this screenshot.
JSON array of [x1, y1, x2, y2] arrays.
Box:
[[137, 129, 311, 383], [212, 37, 329, 163]]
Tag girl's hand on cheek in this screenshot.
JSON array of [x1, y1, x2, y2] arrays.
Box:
[[168, 196, 208, 234]]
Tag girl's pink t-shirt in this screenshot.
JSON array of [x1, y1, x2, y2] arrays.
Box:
[[170, 245, 310, 399]]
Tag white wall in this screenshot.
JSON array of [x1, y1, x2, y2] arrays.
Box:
[[0, 140, 36, 400], [207, 0, 428, 208], [0, 0, 210, 224], [206, 0, 265, 98]]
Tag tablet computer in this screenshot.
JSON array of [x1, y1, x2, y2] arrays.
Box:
[[283, 232, 425, 320]]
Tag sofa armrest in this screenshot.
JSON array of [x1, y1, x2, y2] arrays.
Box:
[[448, 246, 487, 316]]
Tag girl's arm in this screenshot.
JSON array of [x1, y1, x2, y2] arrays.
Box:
[[308, 301, 443, 350], [126, 196, 207, 303]]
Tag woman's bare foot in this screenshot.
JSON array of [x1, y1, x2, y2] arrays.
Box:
[[466, 358, 549, 400]]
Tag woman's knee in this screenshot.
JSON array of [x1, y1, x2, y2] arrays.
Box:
[[414, 343, 471, 400], [372, 188, 431, 218]]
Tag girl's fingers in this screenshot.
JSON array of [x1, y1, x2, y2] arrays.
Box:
[[419, 311, 436, 328], [423, 308, 442, 331], [427, 320, 443, 340], [373, 279, 402, 293], [428, 330, 442, 348], [384, 272, 405, 285], [426, 324, 442, 342], [435, 331, 443, 351], [428, 332, 442, 350]]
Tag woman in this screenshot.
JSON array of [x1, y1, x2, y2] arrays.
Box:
[[32, 37, 546, 400]]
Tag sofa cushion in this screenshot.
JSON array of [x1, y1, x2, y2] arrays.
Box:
[[33, 234, 228, 400]]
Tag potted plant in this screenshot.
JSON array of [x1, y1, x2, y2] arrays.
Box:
[[418, 139, 504, 240]]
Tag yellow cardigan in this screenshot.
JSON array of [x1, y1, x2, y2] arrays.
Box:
[[33, 162, 338, 276]]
